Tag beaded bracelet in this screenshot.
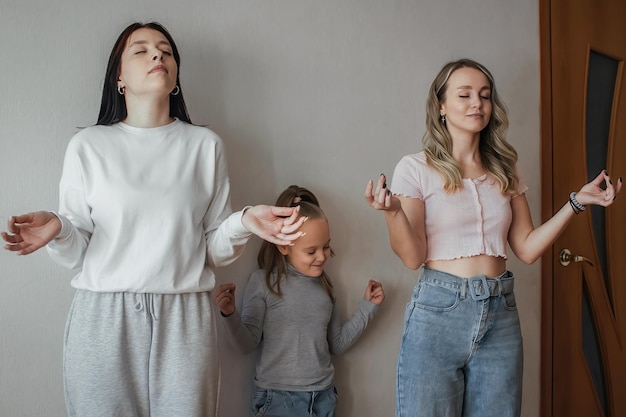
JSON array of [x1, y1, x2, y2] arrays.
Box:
[[569, 192, 586, 214]]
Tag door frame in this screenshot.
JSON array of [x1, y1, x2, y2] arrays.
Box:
[[539, 0, 554, 415], [539, 0, 625, 414]]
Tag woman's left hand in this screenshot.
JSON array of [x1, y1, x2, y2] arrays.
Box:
[[242, 205, 307, 245], [574, 170, 622, 207]]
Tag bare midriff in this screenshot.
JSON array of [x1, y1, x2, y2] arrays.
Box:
[[426, 255, 507, 279]]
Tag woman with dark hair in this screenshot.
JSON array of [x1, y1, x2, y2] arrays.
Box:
[[365, 58, 622, 417], [97, 22, 192, 125], [2, 22, 305, 417]]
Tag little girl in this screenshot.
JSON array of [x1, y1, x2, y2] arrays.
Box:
[[214, 185, 385, 417]]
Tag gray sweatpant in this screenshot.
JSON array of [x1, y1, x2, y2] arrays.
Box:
[[63, 290, 219, 417]]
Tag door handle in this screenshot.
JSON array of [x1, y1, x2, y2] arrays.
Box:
[[559, 248, 594, 267]]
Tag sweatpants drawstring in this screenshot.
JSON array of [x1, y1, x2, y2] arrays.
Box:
[[134, 293, 159, 322]]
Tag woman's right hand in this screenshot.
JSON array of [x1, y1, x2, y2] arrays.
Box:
[[365, 173, 401, 212], [2, 211, 62, 255], [213, 283, 237, 317], [241, 205, 307, 246]]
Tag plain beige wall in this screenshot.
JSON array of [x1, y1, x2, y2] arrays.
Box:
[[0, 1, 541, 416]]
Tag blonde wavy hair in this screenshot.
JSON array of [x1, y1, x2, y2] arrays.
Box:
[[423, 58, 519, 194]]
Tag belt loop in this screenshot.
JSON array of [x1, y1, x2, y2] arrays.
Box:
[[461, 279, 467, 299], [495, 278, 503, 296]]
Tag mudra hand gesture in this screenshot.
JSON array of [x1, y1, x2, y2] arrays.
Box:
[[365, 173, 402, 212], [571, 170, 622, 208], [2, 212, 62, 256]]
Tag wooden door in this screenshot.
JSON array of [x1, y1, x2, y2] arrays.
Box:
[[540, 0, 626, 415]]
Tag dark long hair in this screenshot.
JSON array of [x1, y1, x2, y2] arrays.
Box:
[[96, 22, 191, 125], [257, 185, 335, 299]]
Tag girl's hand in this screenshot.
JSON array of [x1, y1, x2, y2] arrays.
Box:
[[365, 174, 401, 212], [242, 205, 307, 246], [364, 279, 385, 305], [213, 283, 237, 316], [574, 170, 622, 207], [2, 212, 62, 255]]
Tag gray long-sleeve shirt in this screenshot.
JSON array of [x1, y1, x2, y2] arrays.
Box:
[[221, 267, 379, 391]]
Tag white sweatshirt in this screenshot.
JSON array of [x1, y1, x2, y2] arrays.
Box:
[[47, 119, 251, 293]]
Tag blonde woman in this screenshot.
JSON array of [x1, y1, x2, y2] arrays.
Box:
[[365, 58, 622, 417]]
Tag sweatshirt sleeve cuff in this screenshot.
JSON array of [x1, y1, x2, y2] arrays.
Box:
[[50, 212, 73, 241], [225, 207, 253, 238]]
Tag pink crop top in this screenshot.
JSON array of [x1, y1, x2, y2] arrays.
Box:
[[390, 151, 528, 262]]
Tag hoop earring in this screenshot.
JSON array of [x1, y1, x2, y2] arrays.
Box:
[[171, 85, 180, 96], [117, 86, 125, 95], [440, 114, 446, 124]]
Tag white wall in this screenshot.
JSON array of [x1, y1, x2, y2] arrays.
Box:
[[0, 1, 541, 416]]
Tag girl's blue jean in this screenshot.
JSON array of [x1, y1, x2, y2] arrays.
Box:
[[396, 268, 523, 417], [251, 385, 338, 417]]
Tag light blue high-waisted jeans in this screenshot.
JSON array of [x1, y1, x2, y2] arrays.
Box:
[[396, 268, 523, 417]]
